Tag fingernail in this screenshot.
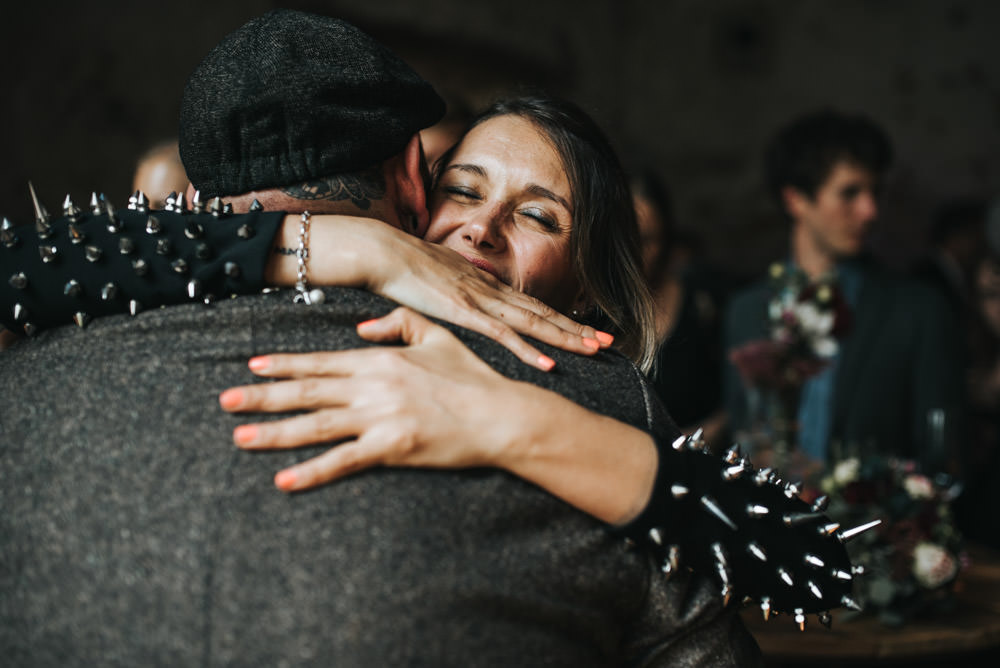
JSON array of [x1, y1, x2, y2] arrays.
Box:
[[219, 388, 243, 410], [275, 469, 297, 491], [595, 331, 615, 345], [248, 356, 270, 372], [537, 354, 556, 371], [356, 318, 379, 330], [582, 337, 600, 351], [233, 424, 258, 446]]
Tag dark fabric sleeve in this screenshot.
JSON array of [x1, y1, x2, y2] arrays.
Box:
[[0, 208, 286, 333]]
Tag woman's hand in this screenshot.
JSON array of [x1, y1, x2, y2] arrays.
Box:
[[220, 307, 658, 524], [266, 215, 612, 371]]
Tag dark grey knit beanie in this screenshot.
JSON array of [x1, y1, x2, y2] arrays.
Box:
[[179, 10, 445, 197]]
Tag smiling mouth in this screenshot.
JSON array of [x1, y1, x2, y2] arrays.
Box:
[[460, 254, 504, 282]]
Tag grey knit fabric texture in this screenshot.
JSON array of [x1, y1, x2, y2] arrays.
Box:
[[0, 289, 760, 667], [179, 10, 446, 197]]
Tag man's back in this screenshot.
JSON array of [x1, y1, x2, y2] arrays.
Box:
[[1, 289, 758, 666]]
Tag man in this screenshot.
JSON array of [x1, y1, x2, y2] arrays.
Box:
[[1, 11, 762, 665], [724, 109, 964, 472]]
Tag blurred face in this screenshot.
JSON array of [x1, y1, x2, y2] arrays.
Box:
[[788, 161, 881, 261], [426, 115, 578, 311]]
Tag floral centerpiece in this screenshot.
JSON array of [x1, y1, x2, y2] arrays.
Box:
[[815, 456, 965, 626], [729, 263, 852, 461]]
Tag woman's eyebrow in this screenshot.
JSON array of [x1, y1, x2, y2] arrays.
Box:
[[527, 184, 572, 212], [445, 163, 487, 178]]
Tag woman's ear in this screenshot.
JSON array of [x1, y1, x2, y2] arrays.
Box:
[[391, 134, 431, 236]]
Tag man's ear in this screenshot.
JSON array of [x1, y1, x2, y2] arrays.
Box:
[[781, 185, 811, 221], [391, 134, 431, 236]]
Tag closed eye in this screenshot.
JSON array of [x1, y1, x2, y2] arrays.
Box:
[[519, 208, 560, 232], [444, 185, 481, 201]]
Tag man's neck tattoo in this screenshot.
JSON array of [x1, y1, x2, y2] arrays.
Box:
[[280, 166, 386, 210]]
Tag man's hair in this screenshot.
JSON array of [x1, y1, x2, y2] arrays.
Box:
[[764, 109, 893, 217]]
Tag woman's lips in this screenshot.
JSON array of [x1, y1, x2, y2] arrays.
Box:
[[460, 254, 504, 283]]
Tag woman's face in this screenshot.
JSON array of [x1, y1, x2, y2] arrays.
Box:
[[425, 115, 579, 312]]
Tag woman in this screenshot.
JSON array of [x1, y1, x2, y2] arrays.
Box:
[[0, 96, 853, 614]]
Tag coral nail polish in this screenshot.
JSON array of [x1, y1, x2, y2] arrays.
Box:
[[537, 354, 556, 371], [595, 331, 615, 346], [248, 356, 270, 372], [275, 470, 297, 491], [582, 337, 600, 351], [233, 424, 258, 446], [219, 389, 243, 410], [356, 318, 379, 329]]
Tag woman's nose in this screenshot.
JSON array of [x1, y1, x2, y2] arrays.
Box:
[[462, 208, 506, 252]]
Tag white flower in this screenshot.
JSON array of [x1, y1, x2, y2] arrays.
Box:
[[912, 542, 958, 589], [903, 474, 935, 499], [832, 457, 860, 486]]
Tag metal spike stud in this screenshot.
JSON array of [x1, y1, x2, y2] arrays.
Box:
[[754, 468, 772, 486], [146, 215, 162, 235], [723, 465, 745, 481], [804, 554, 826, 569], [105, 202, 122, 233], [747, 541, 768, 562], [1, 218, 18, 248], [101, 282, 118, 301], [746, 504, 770, 518], [712, 542, 729, 568], [851, 565, 867, 577], [724, 444, 741, 464], [29, 181, 52, 238], [191, 190, 203, 214], [156, 239, 172, 255], [249, 198, 263, 212], [119, 237, 135, 255], [223, 202, 233, 215], [195, 243, 211, 260], [208, 197, 223, 217], [837, 519, 882, 543], [224, 261, 241, 278], [132, 259, 148, 276], [89, 192, 102, 215], [187, 279, 202, 299], [9, 272, 28, 289], [670, 484, 689, 499], [184, 221, 204, 239], [778, 567, 794, 587], [817, 522, 841, 537], [782, 512, 824, 527], [687, 427, 706, 450], [811, 495, 829, 512], [164, 192, 177, 212], [39, 245, 58, 263], [720, 583, 734, 608], [784, 481, 803, 498], [128, 190, 148, 212], [128, 300, 142, 316], [63, 194, 82, 221], [794, 608, 806, 631], [648, 527, 663, 546], [671, 434, 687, 451], [174, 191, 186, 212], [73, 312, 90, 328], [24, 322, 38, 337], [807, 580, 824, 600], [64, 280, 82, 298], [819, 611, 832, 629], [68, 223, 85, 244], [841, 596, 862, 612], [237, 223, 254, 239], [171, 259, 188, 274], [667, 545, 680, 573], [13, 303, 27, 322], [761, 597, 772, 621], [832, 569, 853, 581], [700, 496, 738, 531], [85, 245, 102, 263]]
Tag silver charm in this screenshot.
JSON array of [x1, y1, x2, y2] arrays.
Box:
[[146, 215, 162, 235], [184, 221, 204, 239], [101, 282, 118, 301], [119, 237, 135, 254], [63, 194, 82, 221], [237, 223, 254, 239], [13, 303, 28, 322], [700, 495, 738, 530], [670, 484, 689, 499], [155, 238, 172, 255], [85, 245, 102, 263], [187, 279, 202, 299], [224, 261, 241, 278], [746, 504, 769, 518], [777, 567, 794, 586], [29, 181, 52, 239], [190, 190, 204, 214], [794, 608, 806, 631], [9, 272, 28, 289], [807, 580, 823, 600], [1, 218, 18, 248], [306, 288, 326, 304], [132, 259, 149, 276], [747, 541, 768, 562], [73, 312, 90, 328], [782, 512, 823, 527], [249, 198, 264, 212], [804, 553, 825, 569], [837, 519, 882, 543], [64, 279, 82, 298], [39, 245, 58, 263], [128, 299, 142, 316], [171, 259, 189, 274]]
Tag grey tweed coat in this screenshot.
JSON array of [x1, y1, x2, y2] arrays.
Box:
[[0, 288, 760, 667]]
